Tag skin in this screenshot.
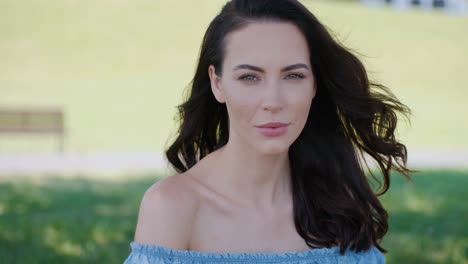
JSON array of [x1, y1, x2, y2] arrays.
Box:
[[205, 21, 316, 212], [134, 22, 317, 253]]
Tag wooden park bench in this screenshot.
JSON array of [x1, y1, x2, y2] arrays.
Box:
[[0, 107, 66, 153]]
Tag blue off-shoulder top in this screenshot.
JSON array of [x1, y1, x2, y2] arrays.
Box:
[[123, 242, 385, 263]]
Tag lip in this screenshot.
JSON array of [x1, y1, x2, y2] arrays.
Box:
[[255, 122, 289, 128], [255, 122, 289, 137]]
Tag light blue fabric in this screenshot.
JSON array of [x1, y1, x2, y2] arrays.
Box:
[[123, 242, 385, 263]]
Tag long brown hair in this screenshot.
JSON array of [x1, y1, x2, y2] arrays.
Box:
[[165, 0, 411, 254]]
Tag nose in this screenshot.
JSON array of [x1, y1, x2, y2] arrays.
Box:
[[261, 83, 283, 113], [262, 104, 282, 112]]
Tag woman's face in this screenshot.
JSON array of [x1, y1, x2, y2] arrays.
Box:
[[209, 22, 316, 155]]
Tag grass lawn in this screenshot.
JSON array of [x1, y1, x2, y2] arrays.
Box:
[[1, 1, 466, 263], [0, 170, 466, 263], [1, 0, 467, 153]]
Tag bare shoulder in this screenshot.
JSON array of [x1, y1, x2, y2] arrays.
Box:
[[133, 173, 199, 250]]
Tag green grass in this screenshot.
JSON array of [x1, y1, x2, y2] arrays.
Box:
[[0, 0, 467, 153], [380, 170, 468, 263], [0, 170, 467, 263], [0, 175, 158, 263], [1, 2, 466, 263]]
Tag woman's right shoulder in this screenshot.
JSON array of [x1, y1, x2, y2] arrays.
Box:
[[133, 173, 200, 250], [143, 173, 200, 206]]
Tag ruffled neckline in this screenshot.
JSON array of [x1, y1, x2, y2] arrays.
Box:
[[129, 241, 357, 261]]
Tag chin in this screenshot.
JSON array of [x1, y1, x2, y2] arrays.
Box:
[[256, 141, 291, 155]]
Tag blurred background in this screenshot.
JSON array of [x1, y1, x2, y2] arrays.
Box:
[[0, 0, 467, 263]]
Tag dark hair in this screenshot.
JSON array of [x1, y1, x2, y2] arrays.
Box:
[[165, 0, 411, 255]]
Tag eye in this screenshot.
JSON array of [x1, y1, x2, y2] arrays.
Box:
[[238, 74, 259, 82], [285, 73, 305, 79]]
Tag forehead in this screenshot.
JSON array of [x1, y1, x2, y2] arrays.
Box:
[[223, 22, 310, 69]]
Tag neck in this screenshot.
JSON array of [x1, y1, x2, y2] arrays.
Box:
[[210, 138, 292, 212]]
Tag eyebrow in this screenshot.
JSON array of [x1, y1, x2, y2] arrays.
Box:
[[233, 63, 310, 73]]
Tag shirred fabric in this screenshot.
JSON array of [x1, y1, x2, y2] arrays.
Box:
[[123, 242, 385, 263]]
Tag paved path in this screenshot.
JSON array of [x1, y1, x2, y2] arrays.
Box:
[[0, 150, 466, 176], [0, 152, 169, 176]]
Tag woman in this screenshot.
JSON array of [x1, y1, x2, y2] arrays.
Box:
[[124, 0, 411, 263]]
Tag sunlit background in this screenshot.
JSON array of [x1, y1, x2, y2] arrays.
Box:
[[1, 0, 467, 263]]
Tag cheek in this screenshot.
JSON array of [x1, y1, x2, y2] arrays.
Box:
[[289, 86, 314, 122], [224, 87, 259, 125]]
